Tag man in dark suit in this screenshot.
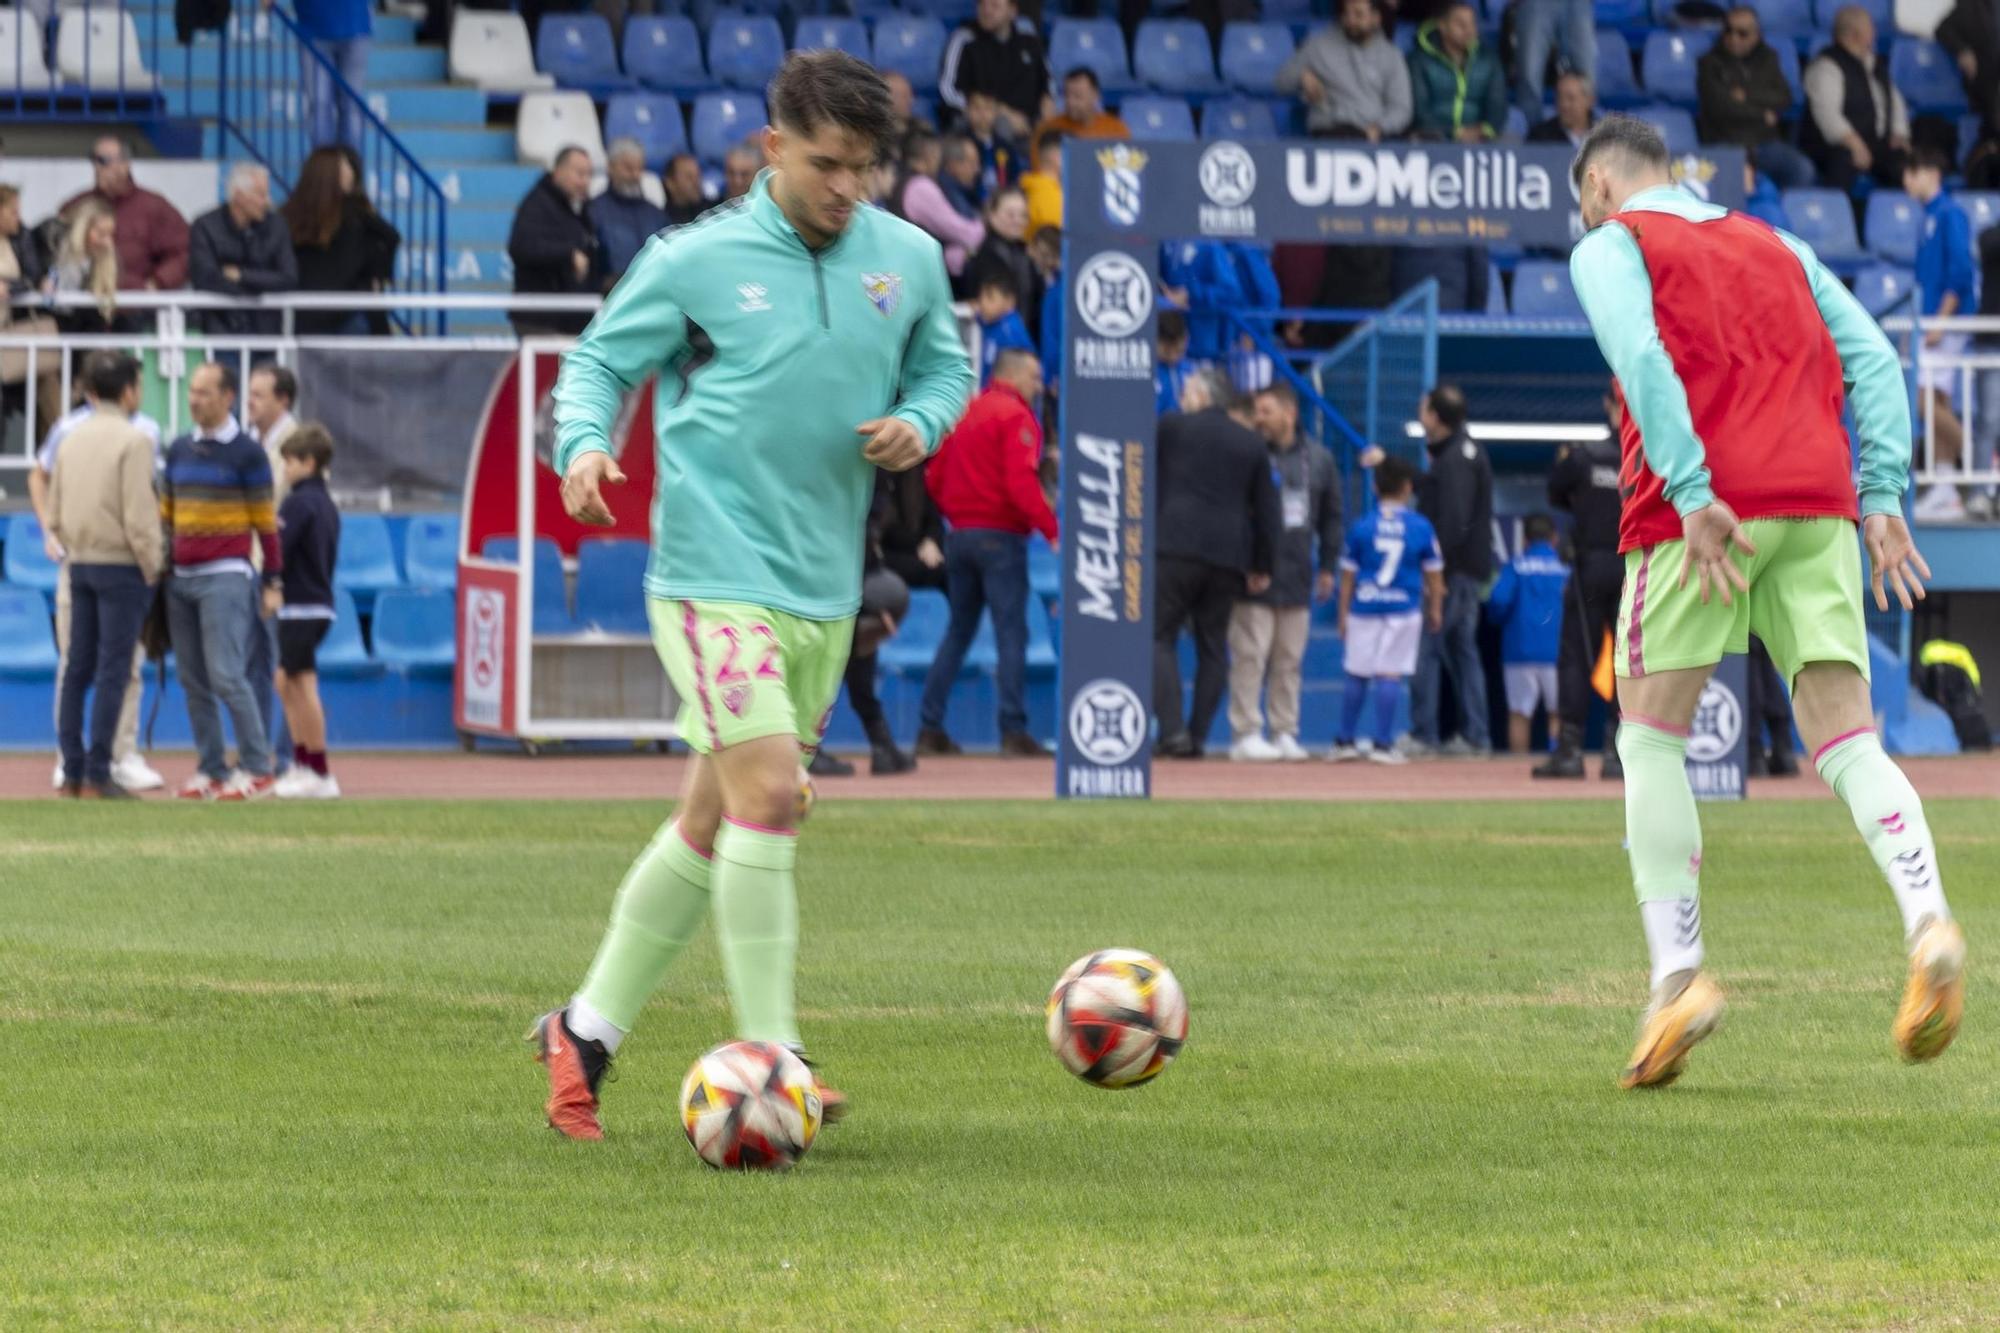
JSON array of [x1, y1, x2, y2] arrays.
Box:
[[1152, 368, 1282, 758], [1527, 71, 1598, 148]]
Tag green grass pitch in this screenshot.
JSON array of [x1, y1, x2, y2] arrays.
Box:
[[3, 797, 1996, 1328]]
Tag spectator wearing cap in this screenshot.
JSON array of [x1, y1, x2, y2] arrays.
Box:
[[190, 162, 298, 337], [60, 135, 189, 292], [940, 0, 1050, 144], [1802, 5, 1911, 191], [593, 138, 668, 283], [1278, 0, 1414, 139]]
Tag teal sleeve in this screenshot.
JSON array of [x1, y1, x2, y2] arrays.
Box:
[[1569, 223, 1716, 516], [1774, 228, 1913, 518], [551, 234, 690, 477], [889, 251, 977, 455]]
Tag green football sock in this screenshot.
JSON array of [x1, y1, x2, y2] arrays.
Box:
[[1619, 719, 1705, 989], [1814, 728, 1949, 938], [573, 820, 714, 1043], [713, 819, 801, 1047]]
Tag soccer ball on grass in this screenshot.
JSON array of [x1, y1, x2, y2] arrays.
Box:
[[678, 1040, 823, 1170], [1045, 948, 1188, 1089]]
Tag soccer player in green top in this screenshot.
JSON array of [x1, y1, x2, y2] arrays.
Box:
[[529, 51, 976, 1139]]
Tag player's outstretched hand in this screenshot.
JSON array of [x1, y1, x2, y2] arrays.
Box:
[[857, 417, 927, 471], [1678, 501, 1755, 606], [1863, 512, 1932, 611], [561, 451, 626, 526]]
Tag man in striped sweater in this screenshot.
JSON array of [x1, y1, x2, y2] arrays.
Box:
[[160, 362, 283, 801]]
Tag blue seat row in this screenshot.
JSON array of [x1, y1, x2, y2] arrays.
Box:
[[878, 587, 1058, 674], [1607, 29, 1960, 115], [480, 534, 653, 636]]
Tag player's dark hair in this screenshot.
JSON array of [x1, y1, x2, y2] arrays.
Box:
[[902, 126, 940, 169], [1569, 113, 1670, 190], [665, 151, 700, 176], [1524, 513, 1557, 544], [1910, 143, 1953, 175], [1425, 383, 1468, 430], [769, 49, 897, 155], [82, 349, 141, 402], [1157, 308, 1188, 345], [976, 267, 1019, 303], [280, 421, 335, 473], [199, 359, 238, 400], [1374, 454, 1416, 497], [552, 145, 591, 171], [1063, 66, 1101, 93], [1255, 380, 1298, 412], [252, 362, 296, 406], [1039, 129, 1065, 159]]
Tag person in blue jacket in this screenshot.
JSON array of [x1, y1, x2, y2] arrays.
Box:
[[1485, 513, 1570, 755], [1160, 239, 1281, 362]]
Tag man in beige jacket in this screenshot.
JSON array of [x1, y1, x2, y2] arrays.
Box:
[[47, 351, 165, 798]]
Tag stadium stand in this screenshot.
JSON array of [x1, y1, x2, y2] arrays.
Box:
[[1047, 18, 1136, 92], [1639, 30, 1712, 107], [1123, 94, 1198, 141], [401, 516, 461, 590], [707, 12, 786, 91], [0, 11, 55, 91], [1783, 188, 1866, 262], [1852, 263, 1916, 317], [56, 8, 156, 89], [623, 16, 713, 94], [1864, 191, 1922, 265], [691, 89, 764, 165], [1510, 261, 1586, 320], [1201, 97, 1280, 140], [333, 515, 404, 608], [371, 589, 458, 672], [871, 14, 949, 91], [0, 586, 58, 677], [448, 12, 554, 93], [575, 538, 651, 634], [517, 90, 607, 168], [320, 591, 385, 676], [483, 536, 577, 634], [1594, 31, 1641, 106], [604, 93, 691, 170], [535, 15, 634, 97], [1134, 19, 1222, 95], [2, 515, 60, 597], [1890, 37, 1965, 113], [1218, 22, 1295, 93], [792, 16, 872, 64]]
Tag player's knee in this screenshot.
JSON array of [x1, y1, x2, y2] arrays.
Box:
[[729, 769, 800, 832]]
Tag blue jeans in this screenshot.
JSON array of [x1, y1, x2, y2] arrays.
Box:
[[58, 564, 151, 786], [1752, 141, 1817, 190], [1513, 0, 1595, 118], [304, 36, 370, 149], [168, 573, 274, 779], [919, 528, 1030, 736], [1412, 572, 1491, 748]]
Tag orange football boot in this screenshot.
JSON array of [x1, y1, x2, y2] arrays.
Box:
[[1895, 916, 1965, 1063], [1621, 973, 1725, 1090], [527, 1009, 612, 1140]]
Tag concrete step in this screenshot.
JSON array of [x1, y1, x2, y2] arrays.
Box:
[[444, 207, 514, 246], [169, 81, 488, 124], [435, 163, 541, 207], [391, 127, 518, 162], [150, 41, 444, 82]]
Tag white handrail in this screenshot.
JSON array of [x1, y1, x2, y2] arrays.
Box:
[[9, 290, 605, 312]]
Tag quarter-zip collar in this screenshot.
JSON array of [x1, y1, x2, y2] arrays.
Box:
[[749, 167, 847, 259]]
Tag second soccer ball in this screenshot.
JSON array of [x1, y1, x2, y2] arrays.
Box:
[[1046, 948, 1189, 1089]]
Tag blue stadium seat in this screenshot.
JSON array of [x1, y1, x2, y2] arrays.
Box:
[[791, 15, 870, 62], [1892, 37, 1964, 112], [872, 15, 948, 92], [536, 15, 635, 93], [482, 535, 576, 633], [1771, 39, 1803, 105], [604, 93, 689, 169], [1511, 260, 1586, 319], [1751, 0, 1815, 36], [1594, 30, 1640, 106], [1486, 262, 1507, 315], [1025, 595, 1056, 671], [1047, 18, 1135, 92], [0, 584, 57, 676], [623, 16, 711, 93], [1962, 114, 1984, 167], [691, 90, 763, 164], [1851, 263, 1915, 317], [401, 514, 460, 589], [901, 0, 974, 20], [1782, 187, 1863, 260], [1632, 103, 1697, 154], [1594, 0, 1649, 25], [1261, 0, 1312, 19], [318, 590, 381, 675], [707, 11, 784, 90], [1958, 190, 2000, 242], [371, 588, 456, 672], [1121, 94, 1197, 141], [1218, 22, 1294, 92], [1200, 96, 1280, 139], [575, 537, 650, 634], [2, 513, 60, 594], [1640, 30, 1713, 105], [333, 513, 401, 601], [1864, 190, 1922, 263], [1134, 19, 1221, 93], [879, 587, 949, 672], [1027, 533, 1058, 598]]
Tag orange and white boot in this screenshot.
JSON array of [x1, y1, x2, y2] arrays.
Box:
[[1621, 972, 1725, 1089]]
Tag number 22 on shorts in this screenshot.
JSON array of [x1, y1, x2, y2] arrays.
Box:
[[709, 623, 784, 686]]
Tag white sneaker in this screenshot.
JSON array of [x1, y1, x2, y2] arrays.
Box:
[[1367, 746, 1410, 766], [1273, 733, 1309, 762], [273, 768, 314, 799], [1326, 742, 1363, 763], [1914, 484, 1966, 521], [1966, 490, 1996, 521], [1229, 735, 1283, 762], [111, 753, 164, 792], [216, 769, 279, 802], [279, 770, 342, 800], [51, 759, 64, 790]]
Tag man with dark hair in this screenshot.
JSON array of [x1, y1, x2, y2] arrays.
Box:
[[1278, 0, 1413, 139], [1486, 512, 1569, 758], [940, 0, 1049, 143], [1801, 5, 1911, 191], [244, 360, 301, 772], [1698, 7, 1816, 190], [1905, 142, 1975, 519], [540, 49, 975, 1138], [1535, 385, 1626, 780], [1031, 67, 1130, 158], [1408, 1, 1505, 142], [1409, 383, 1494, 757], [723, 142, 762, 201], [1569, 111, 1955, 1087], [1155, 309, 1191, 415], [508, 145, 602, 335], [1527, 72, 1598, 148], [661, 153, 707, 226]]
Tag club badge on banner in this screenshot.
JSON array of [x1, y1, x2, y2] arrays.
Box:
[[1686, 654, 1749, 801]]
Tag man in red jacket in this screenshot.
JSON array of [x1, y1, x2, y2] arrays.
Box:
[[62, 137, 190, 291], [917, 347, 1055, 757]]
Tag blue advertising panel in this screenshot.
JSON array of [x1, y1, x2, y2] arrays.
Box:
[[1686, 653, 1750, 801]]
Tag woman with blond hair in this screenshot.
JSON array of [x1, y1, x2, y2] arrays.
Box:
[[0, 183, 60, 437], [52, 200, 121, 334]]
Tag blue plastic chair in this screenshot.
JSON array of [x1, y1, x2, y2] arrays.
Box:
[[1048, 18, 1135, 92], [1632, 103, 1698, 155], [1200, 96, 1280, 139], [1027, 534, 1058, 598], [1852, 263, 1915, 318], [1594, 30, 1640, 105], [402, 514, 460, 589], [1121, 94, 1197, 141], [879, 587, 949, 672], [1134, 18, 1221, 93], [371, 588, 456, 672], [1594, 0, 1649, 25], [1782, 187, 1863, 260], [2, 513, 60, 594], [691, 90, 763, 164], [1958, 190, 2000, 243], [0, 583, 57, 676], [1770, 39, 1803, 106], [332, 513, 401, 601], [1025, 596, 1056, 671], [1640, 30, 1713, 105], [1892, 37, 1965, 112], [1864, 190, 1922, 264], [623, 16, 711, 93], [604, 93, 689, 169], [536, 15, 635, 93], [482, 535, 575, 634], [574, 537, 650, 634], [1751, 0, 1815, 35], [1510, 260, 1586, 320], [871, 15, 948, 92], [1486, 262, 1508, 315], [317, 590, 380, 675], [791, 15, 869, 62], [708, 11, 785, 90], [1218, 21, 1294, 92]]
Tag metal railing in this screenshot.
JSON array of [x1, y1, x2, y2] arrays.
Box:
[[1884, 312, 2000, 494], [0, 0, 163, 119], [1312, 280, 1441, 465]]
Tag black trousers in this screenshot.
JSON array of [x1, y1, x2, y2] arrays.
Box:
[[1153, 555, 1240, 746], [1555, 549, 1624, 731], [841, 548, 948, 737]]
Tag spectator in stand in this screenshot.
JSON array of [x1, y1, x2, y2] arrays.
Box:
[[1972, 224, 2000, 519], [61, 136, 189, 293], [1907, 144, 1975, 519], [332, 145, 400, 334], [51, 203, 122, 335], [1018, 132, 1064, 240], [1510, 0, 1595, 122], [1031, 67, 1129, 158], [1937, 0, 2000, 136], [1330, 455, 1443, 764], [161, 362, 281, 801], [915, 347, 1056, 758], [963, 90, 1024, 195], [284, 146, 399, 336], [0, 183, 59, 442], [271, 423, 343, 799], [1155, 309, 1192, 416], [972, 268, 1035, 386], [661, 153, 707, 226], [969, 185, 1038, 330], [190, 163, 298, 337], [1033, 225, 1063, 423], [1278, 0, 1414, 140], [47, 350, 163, 799], [883, 72, 932, 146], [243, 362, 301, 762], [1698, 7, 1817, 190], [1154, 368, 1281, 759], [508, 145, 602, 337], [1409, 2, 1507, 142], [723, 143, 762, 201], [1802, 6, 1910, 191], [940, 133, 988, 218], [594, 138, 668, 284], [1485, 513, 1568, 756], [1535, 386, 1625, 779], [284, 0, 371, 149], [940, 0, 1049, 143], [1409, 383, 1494, 757], [1229, 382, 1341, 763], [895, 129, 986, 278], [839, 468, 945, 775], [1527, 70, 1598, 147]]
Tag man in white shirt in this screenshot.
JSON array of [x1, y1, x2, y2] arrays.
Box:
[[244, 362, 301, 767], [1801, 6, 1912, 190]]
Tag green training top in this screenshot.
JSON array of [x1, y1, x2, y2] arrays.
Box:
[[552, 169, 975, 620]]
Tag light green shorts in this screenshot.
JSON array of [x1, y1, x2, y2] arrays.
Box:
[[648, 598, 855, 757], [1615, 516, 1869, 689]]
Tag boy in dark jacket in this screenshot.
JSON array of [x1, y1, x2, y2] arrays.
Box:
[[1486, 514, 1569, 756], [271, 424, 342, 799]]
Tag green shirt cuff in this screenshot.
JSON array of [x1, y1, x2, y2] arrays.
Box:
[[1860, 488, 1906, 518], [1668, 481, 1716, 517], [555, 439, 610, 477], [892, 410, 938, 456]]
